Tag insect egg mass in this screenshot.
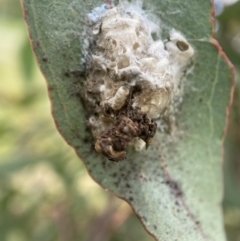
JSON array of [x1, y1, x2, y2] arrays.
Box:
[[82, 2, 194, 161]]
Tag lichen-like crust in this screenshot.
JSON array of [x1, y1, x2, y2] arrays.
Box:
[[82, 3, 194, 161], [95, 107, 157, 161]]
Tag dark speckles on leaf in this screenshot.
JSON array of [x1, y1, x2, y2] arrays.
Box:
[[195, 221, 200, 225], [112, 172, 117, 178], [34, 41, 40, 48], [126, 183, 131, 188], [139, 174, 145, 180], [126, 170, 131, 175], [64, 69, 86, 82], [129, 197, 134, 202], [101, 160, 107, 168], [185, 93, 190, 98], [47, 85, 55, 91], [165, 179, 183, 197], [42, 56, 48, 62], [64, 72, 70, 77], [119, 166, 126, 172], [70, 69, 86, 78]]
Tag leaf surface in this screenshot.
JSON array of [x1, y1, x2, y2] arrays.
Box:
[[22, 0, 233, 240]]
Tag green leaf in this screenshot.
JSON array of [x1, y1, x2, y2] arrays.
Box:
[[22, 0, 233, 240]]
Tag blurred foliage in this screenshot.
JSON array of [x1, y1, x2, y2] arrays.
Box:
[[216, 1, 240, 241], [0, 0, 240, 240]]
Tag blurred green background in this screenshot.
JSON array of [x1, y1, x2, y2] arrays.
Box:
[[0, 0, 240, 240]]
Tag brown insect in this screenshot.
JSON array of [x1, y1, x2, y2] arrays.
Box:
[[95, 107, 157, 161]]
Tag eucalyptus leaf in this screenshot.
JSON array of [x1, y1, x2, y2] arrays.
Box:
[[22, 0, 233, 240]]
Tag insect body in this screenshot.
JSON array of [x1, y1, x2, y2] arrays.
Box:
[[83, 3, 194, 160], [95, 108, 157, 161]]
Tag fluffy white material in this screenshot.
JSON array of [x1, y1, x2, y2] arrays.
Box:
[[83, 2, 194, 150]]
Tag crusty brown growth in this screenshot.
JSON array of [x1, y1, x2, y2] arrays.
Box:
[[95, 107, 157, 161], [83, 4, 194, 160]]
